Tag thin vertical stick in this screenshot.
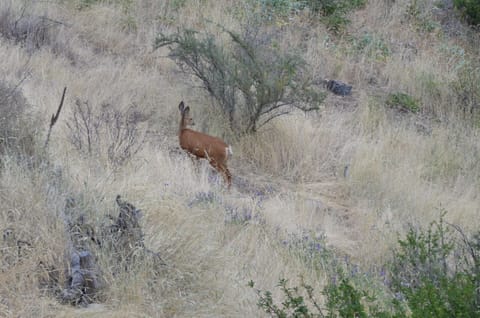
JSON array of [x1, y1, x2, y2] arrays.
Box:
[[44, 86, 67, 149]]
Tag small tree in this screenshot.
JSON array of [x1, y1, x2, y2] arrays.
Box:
[[155, 26, 324, 134]]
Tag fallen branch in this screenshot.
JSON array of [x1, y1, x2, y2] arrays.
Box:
[[61, 250, 101, 306], [44, 86, 67, 149]]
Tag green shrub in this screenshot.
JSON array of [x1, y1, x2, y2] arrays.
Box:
[[386, 92, 420, 113], [454, 0, 480, 25], [251, 214, 480, 318], [249, 278, 315, 317], [389, 213, 480, 317], [156, 26, 324, 134], [303, 0, 366, 32], [250, 275, 398, 318], [250, 231, 399, 317]]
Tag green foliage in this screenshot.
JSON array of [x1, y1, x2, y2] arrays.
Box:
[[251, 231, 397, 317], [324, 277, 369, 318], [155, 27, 324, 134], [303, 0, 367, 32], [389, 212, 480, 317], [390, 215, 454, 296], [250, 278, 314, 318], [386, 92, 420, 113], [454, 0, 480, 25], [250, 276, 396, 318], [251, 213, 480, 318]]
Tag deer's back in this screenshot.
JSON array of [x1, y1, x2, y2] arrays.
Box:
[[180, 129, 229, 162]]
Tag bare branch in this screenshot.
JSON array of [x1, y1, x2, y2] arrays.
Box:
[[44, 86, 67, 149]]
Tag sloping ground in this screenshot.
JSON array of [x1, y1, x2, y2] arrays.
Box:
[[1, 0, 479, 316]]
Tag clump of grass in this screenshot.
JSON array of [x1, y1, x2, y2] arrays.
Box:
[[304, 0, 367, 33], [453, 63, 480, 121], [0, 80, 38, 161], [406, 0, 438, 33], [242, 0, 367, 32], [0, 5, 55, 53], [386, 92, 420, 113], [349, 32, 390, 61]]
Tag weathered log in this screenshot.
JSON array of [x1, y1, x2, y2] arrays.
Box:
[[61, 250, 101, 305], [59, 201, 103, 306]]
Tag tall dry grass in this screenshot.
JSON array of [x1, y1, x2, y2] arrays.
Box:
[[0, 0, 479, 316]]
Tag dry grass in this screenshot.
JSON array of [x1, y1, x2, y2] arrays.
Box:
[[0, 0, 479, 316]]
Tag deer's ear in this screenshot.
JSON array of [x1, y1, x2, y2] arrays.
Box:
[[179, 101, 185, 113], [184, 106, 190, 114]]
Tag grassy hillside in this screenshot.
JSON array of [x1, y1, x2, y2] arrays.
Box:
[[1, 0, 479, 316]]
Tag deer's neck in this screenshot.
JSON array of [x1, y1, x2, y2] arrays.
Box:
[[179, 117, 187, 136]]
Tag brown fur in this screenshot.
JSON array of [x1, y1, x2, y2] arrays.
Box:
[[178, 101, 232, 188]]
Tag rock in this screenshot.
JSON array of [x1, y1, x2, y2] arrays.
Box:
[[325, 79, 353, 96]]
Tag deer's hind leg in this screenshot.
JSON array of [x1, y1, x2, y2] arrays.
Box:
[[209, 160, 232, 188], [217, 162, 232, 189]]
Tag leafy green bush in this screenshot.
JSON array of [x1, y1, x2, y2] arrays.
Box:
[[454, 0, 480, 25], [249, 275, 398, 318], [251, 213, 480, 317], [156, 27, 324, 134], [388, 214, 480, 317], [249, 278, 315, 317], [250, 231, 399, 317], [386, 92, 420, 113]]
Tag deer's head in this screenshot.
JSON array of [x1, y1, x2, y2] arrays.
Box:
[[179, 101, 195, 127]]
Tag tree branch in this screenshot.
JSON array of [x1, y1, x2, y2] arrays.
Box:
[[44, 86, 67, 149]]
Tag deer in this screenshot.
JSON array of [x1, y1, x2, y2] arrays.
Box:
[[178, 101, 232, 188]]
